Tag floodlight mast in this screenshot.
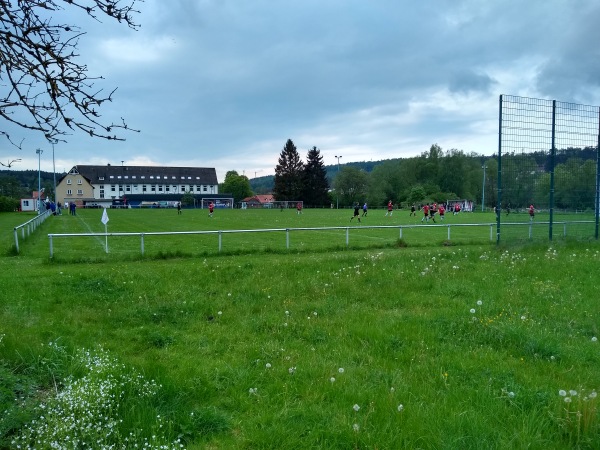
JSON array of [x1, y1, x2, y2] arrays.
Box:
[[335, 155, 342, 209]]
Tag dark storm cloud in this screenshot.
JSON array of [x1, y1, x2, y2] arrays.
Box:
[[6, 0, 600, 180]]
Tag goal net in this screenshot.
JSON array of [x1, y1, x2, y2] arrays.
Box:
[[201, 198, 234, 209]]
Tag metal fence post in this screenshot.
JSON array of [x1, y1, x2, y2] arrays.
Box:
[[14, 229, 19, 253], [218, 231, 222, 252], [346, 228, 349, 247], [141, 233, 145, 256], [399, 226, 403, 239], [447, 225, 451, 240], [49, 235, 53, 258], [286, 229, 290, 249]]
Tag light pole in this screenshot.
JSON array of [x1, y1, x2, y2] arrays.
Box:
[[481, 165, 487, 212], [36, 149, 43, 211], [52, 143, 56, 203], [335, 155, 342, 209]]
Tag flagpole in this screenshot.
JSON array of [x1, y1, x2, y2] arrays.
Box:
[[101, 208, 110, 253]]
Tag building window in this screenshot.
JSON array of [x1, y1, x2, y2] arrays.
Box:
[[158, 186, 163, 192], [166, 186, 170, 192], [151, 185, 156, 192], [126, 185, 131, 192], [143, 185, 147, 192], [67, 189, 72, 195], [196, 185, 201, 192], [111, 185, 116, 192], [203, 186, 208, 192], [77, 189, 83, 195], [77, 179, 82, 185], [99, 176, 105, 181], [99, 189, 105, 199], [67, 179, 72, 185]]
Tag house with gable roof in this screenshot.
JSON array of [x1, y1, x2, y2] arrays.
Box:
[[56, 164, 225, 208]]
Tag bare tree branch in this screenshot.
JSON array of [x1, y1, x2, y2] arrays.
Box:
[[0, 0, 142, 147]]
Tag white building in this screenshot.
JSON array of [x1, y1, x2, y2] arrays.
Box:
[[56, 165, 220, 208]]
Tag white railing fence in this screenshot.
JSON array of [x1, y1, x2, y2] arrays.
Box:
[[46, 220, 595, 258], [13, 210, 53, 253]]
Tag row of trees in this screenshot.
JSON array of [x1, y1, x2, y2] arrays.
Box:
[[268, 140, 599, 210]]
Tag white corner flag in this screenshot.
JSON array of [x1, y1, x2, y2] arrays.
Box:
[[101, 208, 109, 253], [101, 208, 110, 225]]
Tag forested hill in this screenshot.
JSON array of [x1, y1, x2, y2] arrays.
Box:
[[250, 147, 598, 194], [250, 159, 392, 194]]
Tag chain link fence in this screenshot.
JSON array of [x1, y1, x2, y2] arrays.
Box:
[[497, 95, 600, 243]]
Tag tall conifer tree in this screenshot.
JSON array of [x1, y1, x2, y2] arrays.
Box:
[[274, 139, 304, 201], [302, 146, 329, 206]]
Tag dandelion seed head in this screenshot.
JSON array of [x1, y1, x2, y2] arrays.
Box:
[[265, 363, 271, 369], [569, 390, 578, 396], [470, 308, 476, 314], [559, 390, 567, 396], [338, 368, 345, 374], [353, 404, 360, 412], [397, 404, 404, 412], [592, 336, 598, 342], [353, 423, 360, 432], [477, 300, 483, 306], [564, 397, 572, 403], [330, 377, 335, 383]]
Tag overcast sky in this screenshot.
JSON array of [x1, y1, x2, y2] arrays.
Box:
[[5, 0, 600, 181]]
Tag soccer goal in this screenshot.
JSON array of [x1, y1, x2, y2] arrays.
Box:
[[267, 201, 303, 210], [201, 198, 234, 209]]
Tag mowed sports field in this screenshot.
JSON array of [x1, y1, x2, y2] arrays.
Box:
[[1, 208, 599, 448], [6, 206, 598, 260]]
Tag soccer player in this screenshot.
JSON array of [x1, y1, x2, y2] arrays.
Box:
[[421, 204, 430, 222], [297, 202, 303, 214], [362, 202, 368, 217], [385, 200, 393, 216], [209, 202, 214, 217], [410, 204, 416, 216], [438, 204, 445, 221], [529, 204, 535, 221], [351, 203, 361, 222]]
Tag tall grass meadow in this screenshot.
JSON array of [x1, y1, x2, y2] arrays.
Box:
[[0, 207, 599, 448]]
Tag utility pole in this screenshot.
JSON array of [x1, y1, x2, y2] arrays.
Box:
[[334, 155, 342, 209]]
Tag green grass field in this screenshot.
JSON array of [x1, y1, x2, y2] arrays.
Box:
[[1, 208, 599, 449]]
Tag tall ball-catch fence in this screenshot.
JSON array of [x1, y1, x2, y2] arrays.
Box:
[[497, 95, 600, 243]]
